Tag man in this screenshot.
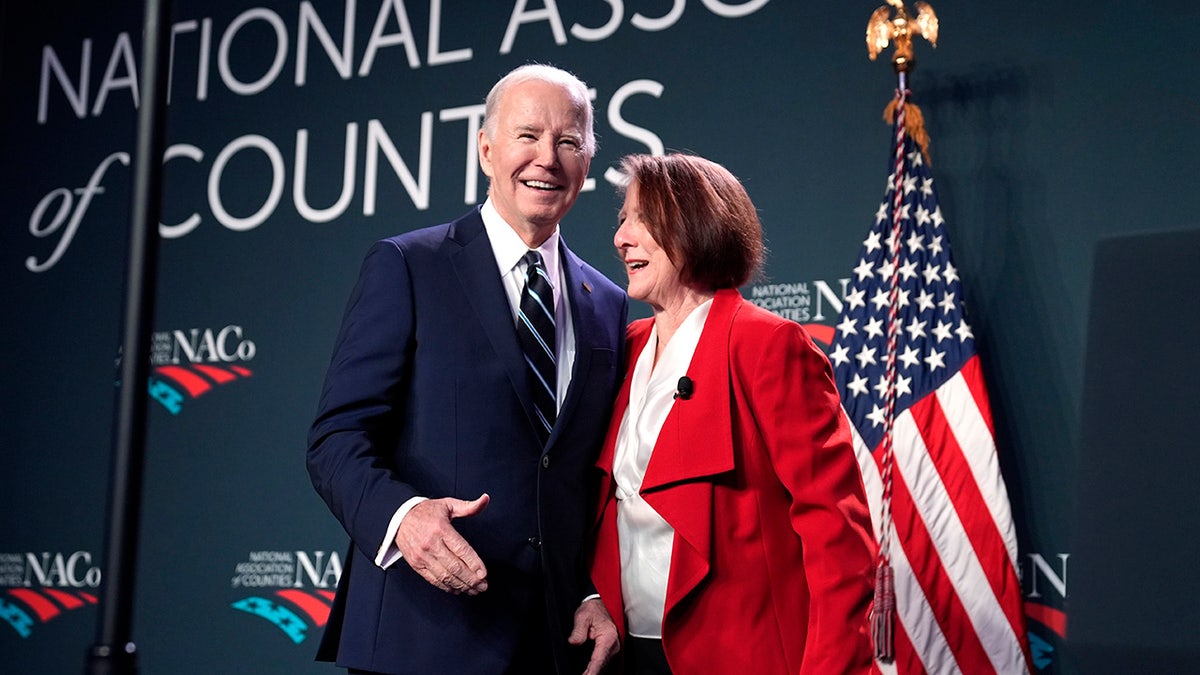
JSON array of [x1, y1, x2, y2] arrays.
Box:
[[307, 64, 627, 675]]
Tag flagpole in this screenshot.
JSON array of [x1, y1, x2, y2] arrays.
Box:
[[845, 7, 1032, 671], [86, 0, 172, 672], [864, 0, 938, 663]]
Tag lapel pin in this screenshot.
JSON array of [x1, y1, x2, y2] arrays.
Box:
[[582, 281, 593, 294]]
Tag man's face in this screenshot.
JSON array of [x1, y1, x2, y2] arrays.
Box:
[[479, 79, 591, 240]]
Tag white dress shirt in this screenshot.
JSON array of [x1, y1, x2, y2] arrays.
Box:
[[613, 299, 712, 638]]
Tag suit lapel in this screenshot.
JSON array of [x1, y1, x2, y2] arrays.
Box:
[[551, 242, 596, 446], [594, 318, 651, 500], [639, 289, 743, 615], [448, 210, 541, 438], [641, 290, 740, 491]]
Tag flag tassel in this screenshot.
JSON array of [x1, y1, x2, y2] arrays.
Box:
[[883, 99, 931, 164], [871, 559, 896, 662]]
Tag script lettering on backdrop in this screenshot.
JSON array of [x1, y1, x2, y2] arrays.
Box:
[[24, 0, 772, 273]]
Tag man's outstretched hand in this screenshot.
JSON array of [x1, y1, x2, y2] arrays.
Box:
[[394, 493, 490, 595]]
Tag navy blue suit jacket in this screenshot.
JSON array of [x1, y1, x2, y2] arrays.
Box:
[[307, 207, 628, 675]]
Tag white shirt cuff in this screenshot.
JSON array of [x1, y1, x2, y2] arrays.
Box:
[[375, 496, 428, 568]]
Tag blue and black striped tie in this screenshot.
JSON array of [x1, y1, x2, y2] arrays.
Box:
[[517, 250, 556, 443]]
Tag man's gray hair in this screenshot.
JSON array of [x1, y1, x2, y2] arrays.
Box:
[[482, 64, 597, 157]]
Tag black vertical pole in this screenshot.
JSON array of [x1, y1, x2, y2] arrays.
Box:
[[85, 0, 171, 673]]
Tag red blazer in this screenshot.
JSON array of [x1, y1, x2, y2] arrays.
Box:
[[591, 289, 877, 674]]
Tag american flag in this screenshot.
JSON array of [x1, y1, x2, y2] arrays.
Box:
[[829, 116, 1031, 674]]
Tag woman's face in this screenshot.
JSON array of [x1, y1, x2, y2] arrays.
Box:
[[615, 181, 686, 311]]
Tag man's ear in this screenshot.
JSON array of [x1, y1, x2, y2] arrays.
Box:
[[477, 129, 494, 179]]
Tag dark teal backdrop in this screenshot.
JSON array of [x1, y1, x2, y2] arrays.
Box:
[[2, 1, 1196, 672]]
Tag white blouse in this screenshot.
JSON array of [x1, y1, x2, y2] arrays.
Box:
[[612, 299, 713, 638]]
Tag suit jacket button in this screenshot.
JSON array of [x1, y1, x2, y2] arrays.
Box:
[[541, 455, 550, 469], [527, 536, 541, 550]]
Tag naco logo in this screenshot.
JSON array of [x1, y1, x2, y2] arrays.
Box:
[[0, 551, 101, 638], [744, 279, 850, 347], [1022, 552, 1069, 671], [148, 324, 255, 414], [229, 550, 341, 645]]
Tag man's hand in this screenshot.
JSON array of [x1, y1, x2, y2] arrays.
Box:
[[394, 493, 490, 595], [569, 597, 620, 675]]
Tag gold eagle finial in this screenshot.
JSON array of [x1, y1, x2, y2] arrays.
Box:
[[866, 0, 939, 72]]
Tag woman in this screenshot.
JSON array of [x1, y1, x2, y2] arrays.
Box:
[[590, 153, 877, 674]]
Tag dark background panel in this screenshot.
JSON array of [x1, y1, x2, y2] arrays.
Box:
[[1067, 228, 1200, 672]]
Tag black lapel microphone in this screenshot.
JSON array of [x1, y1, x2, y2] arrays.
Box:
[[674, 376, 694, 400]]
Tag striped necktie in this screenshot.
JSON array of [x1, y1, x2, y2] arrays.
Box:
[[517, 250, 557, 443]]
